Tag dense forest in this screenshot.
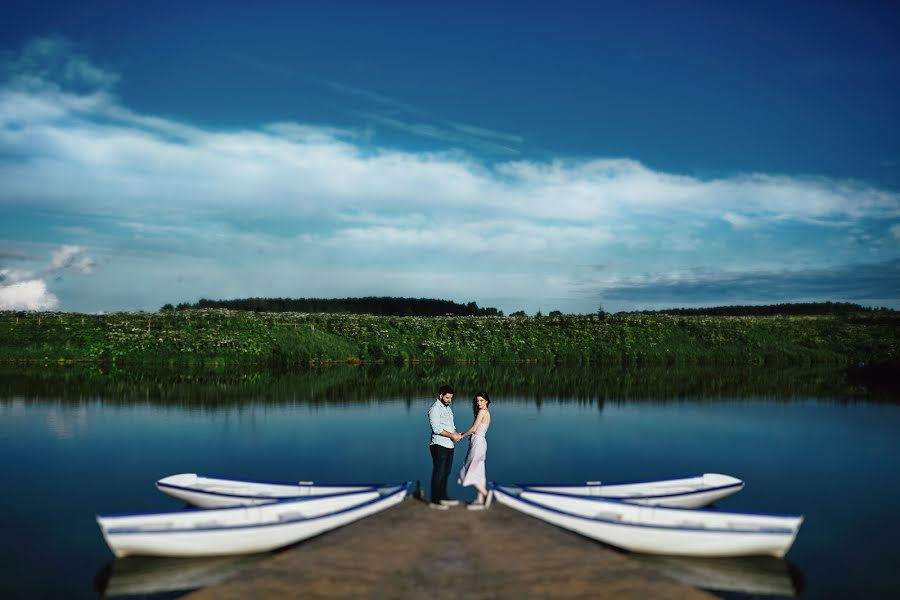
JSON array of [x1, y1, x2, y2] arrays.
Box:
[[165, 297, 504, 317]]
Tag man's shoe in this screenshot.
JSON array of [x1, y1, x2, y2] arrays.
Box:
[[429, 502, 449, 510], [466, 501, 486, 510], [439, 499, 461, 507]]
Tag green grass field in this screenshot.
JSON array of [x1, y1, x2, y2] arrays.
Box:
[[1, 309, 897, 366]]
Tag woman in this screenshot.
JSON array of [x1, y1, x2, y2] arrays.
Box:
[[458, 391, 491, 509]]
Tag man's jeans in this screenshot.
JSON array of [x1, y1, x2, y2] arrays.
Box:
[[429, 444, 454, 503]]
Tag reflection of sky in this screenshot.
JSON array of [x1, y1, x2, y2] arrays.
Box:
[[44, 406, 89, 440], [0, 400, 90, 440], [0, 397, 26, 415]]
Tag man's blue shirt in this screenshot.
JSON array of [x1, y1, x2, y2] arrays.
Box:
[[428, 398, 456, 448]]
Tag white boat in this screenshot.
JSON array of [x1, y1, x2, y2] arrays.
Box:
[[491, 484, 803, 558], [156, 473, 383, 508], [519, 473, 744, 508], [97, 482, 412, 558]]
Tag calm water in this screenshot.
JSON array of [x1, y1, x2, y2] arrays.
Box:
[[0, 364, 898, 599]]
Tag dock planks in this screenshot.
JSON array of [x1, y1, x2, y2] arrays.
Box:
[[185, 497, 718, 599]]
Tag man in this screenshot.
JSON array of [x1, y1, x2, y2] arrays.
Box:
[[428, 384, 462, 509]]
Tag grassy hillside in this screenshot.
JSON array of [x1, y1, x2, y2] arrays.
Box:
[[0, 309, 897, 366]]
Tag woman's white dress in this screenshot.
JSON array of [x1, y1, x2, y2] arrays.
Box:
[[458, 422, 489, 487]]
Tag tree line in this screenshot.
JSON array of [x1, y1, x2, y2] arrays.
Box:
[[635, 301, 895, 317], [158, 299, 894, 318], [162, 296, 505, 317]]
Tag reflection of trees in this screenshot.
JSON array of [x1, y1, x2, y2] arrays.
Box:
[[0, 362, 892, 409]]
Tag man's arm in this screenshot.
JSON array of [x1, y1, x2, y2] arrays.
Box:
[[429, 405, 461, 441]]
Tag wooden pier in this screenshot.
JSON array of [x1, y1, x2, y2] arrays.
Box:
[[184, 496, 717, 599]]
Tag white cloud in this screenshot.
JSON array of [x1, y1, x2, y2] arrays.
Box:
[[2, 35, 900, 313], [2, 34, 119, 91], [6, 38, 894, 237], [0, 244, 96, 310], [0, 267, 35, 284], [50, 245, 84, 270], [39, 245, 93, 275], [2, 66, 898, 236], [722, 212, 754, 229], [0, 279, 59, 310], [72, 256, 95, 275]]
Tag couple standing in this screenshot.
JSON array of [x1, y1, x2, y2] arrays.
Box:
[[428, 384, 492, 510]]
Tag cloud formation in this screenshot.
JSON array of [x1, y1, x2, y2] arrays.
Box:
[[0, 279, 58, 310], [0, 34, 119, 104], [1, 36, 899, 312], [50, 245, 95, 274], [589, 260, 900, 305], [0, 244, 95, 310]]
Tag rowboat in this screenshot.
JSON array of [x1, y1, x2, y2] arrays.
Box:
[[518, 473, 744, 508], [156, 473, 383, 508], [491, 484, 803, 557], [97, 482, 412, 558]]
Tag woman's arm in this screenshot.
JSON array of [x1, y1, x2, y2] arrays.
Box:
[[459, 409, 486, 437]]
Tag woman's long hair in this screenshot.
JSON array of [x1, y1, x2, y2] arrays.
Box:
[[472, 391, 491, 418]]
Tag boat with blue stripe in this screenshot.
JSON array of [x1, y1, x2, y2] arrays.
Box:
[[491, 483, 802, 557], [97, 482, 413, 558], [156, 473, 386, 508], [517, 473, 744, 508]]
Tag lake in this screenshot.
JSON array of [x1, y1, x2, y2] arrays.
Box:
[[0, 363, 897, 599]]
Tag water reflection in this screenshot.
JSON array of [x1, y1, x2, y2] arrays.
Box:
[[2, 363, 896, 599], [45, 406, 89, 439], [629, 554, 804, 598], [95, 554, 268, 598], [0, 362, 892, 409]]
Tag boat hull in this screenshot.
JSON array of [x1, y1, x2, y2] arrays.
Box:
[[521, 473, 744, 508], [156, 473, 379, 508], [492, 485, 801, 558], [98, 483, 410, 558]]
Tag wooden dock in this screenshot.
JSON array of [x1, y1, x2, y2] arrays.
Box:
[[184, 495, 717, 599]]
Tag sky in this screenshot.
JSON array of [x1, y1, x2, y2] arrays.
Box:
[[1, 0, 899, 314]]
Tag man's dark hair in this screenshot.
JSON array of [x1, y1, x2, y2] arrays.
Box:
[[438, 384, 454, 396]]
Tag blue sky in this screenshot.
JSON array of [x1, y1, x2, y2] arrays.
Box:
[[1, 1, 899, 313]]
